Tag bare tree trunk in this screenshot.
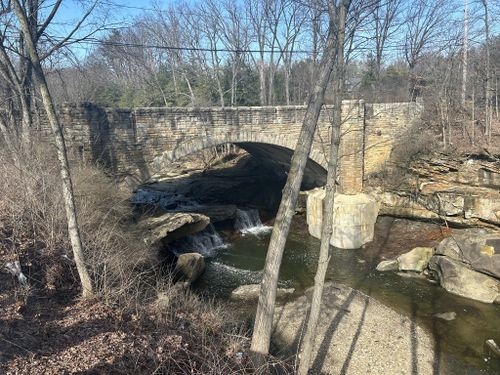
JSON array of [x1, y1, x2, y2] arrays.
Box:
[[0, 115, 17, 156], [231, 56, 239, 106], [183, 74, 196, 106], [462, 0, 468, 107], [268, 58, 275, 106], [285, 61, 291, 105], [250, 5, 340, 365], [13, 0, 93, 298], [472, 85, 475, 146], [495, 74, 498, 120], [259, 61, 267, 105], [440, 99, 447, 150], [217, 75, 226, 107], [19, 92, 32, 147], [482, 0, 491, 144], [297, 3, 348, 373]]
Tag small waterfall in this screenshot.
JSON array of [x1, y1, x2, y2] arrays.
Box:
[[171, 224, 227, 257], [234, 209, 272, 236]]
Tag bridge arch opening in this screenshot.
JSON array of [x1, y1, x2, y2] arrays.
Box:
[[156, 140, 327, 191]]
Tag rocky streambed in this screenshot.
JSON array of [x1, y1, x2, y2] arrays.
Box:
[[130, 153, 500, 375]]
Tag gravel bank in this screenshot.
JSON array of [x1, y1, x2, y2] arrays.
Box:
[[273, 282, 439, 374]]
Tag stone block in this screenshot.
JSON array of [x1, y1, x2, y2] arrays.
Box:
[[306, 189, 379, 249]]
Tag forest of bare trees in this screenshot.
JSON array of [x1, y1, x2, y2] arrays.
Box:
[[21, 1, 491, 149], [1, 0, 499, 150]]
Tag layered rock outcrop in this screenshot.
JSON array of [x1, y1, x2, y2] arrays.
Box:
[[369, 156, 500, 227]]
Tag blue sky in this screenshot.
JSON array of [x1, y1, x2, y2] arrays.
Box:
[[41, 0, 497, 63]]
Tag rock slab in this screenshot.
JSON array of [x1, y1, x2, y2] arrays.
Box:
[[429, 256, 500, 304], [137, 212, 210, 246], [272, 283, 436, 375], [230, 284, 294, 301]]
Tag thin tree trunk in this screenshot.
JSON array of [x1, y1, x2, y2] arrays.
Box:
[[472, 85, 475, 146], [0, 116, 17, 157], [462, 0, 468, 107], [259, 58, 266, 105], [482, 0, 491, 144], [249, 8, 340, 365], [231, 57, 238, 107], [19, 92, 32, 148], [285, 62, 291, 106], [183, 73, 196, 106], [495, 75, 498, 119], [297, 3, 348, 373], [441, 100, 447, 150], [13, 0, 93, 298], [268, 57, 275, 106]]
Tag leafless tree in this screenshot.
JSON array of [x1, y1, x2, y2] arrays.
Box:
[[249, 0, 352, 365], [297, 1, 350, 373], [371, 0, 402, 80], [10, 0, 94, 297], [402, 0, 452, 100]]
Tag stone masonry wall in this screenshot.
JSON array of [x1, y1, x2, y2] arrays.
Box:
[[42, 101, 420, 191], [364, 102, 422, 176]]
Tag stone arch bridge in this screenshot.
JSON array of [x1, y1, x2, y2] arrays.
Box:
[[53, 100, 420, 194]]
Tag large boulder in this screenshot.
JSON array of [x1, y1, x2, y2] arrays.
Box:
[[173, 253, 206, 284], [397, 247, 434, 272], [428, 256, 500, 304], [273, 283, 436, 375], [307, 190, 379, 249], [436, 236, 500, 280], [230, 284, 294, 301], [376, 247, 434, 273]]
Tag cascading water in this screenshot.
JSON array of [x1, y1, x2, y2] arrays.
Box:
[[169, 224, 227, 257], [234, 208, 272, 236]]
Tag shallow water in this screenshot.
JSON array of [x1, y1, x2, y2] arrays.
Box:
[[195, 216, 500, 374]]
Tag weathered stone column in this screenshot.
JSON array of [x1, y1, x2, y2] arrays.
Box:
[[337, 99, 365, 194]]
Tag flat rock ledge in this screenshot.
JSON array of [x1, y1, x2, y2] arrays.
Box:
[[273, 283, 436, 375], [136, 212, 210, 246]]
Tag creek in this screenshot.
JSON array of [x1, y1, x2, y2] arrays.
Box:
[[170, 211, 500, 374], [133, 165, 499, 374]]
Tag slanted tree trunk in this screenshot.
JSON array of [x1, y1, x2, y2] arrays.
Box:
[[249, 4, 340, 365], [297, 2, 349, 373], [13, 0, 93, 297]]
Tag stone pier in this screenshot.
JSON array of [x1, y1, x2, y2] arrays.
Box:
[[306, 189, 379, 249]]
